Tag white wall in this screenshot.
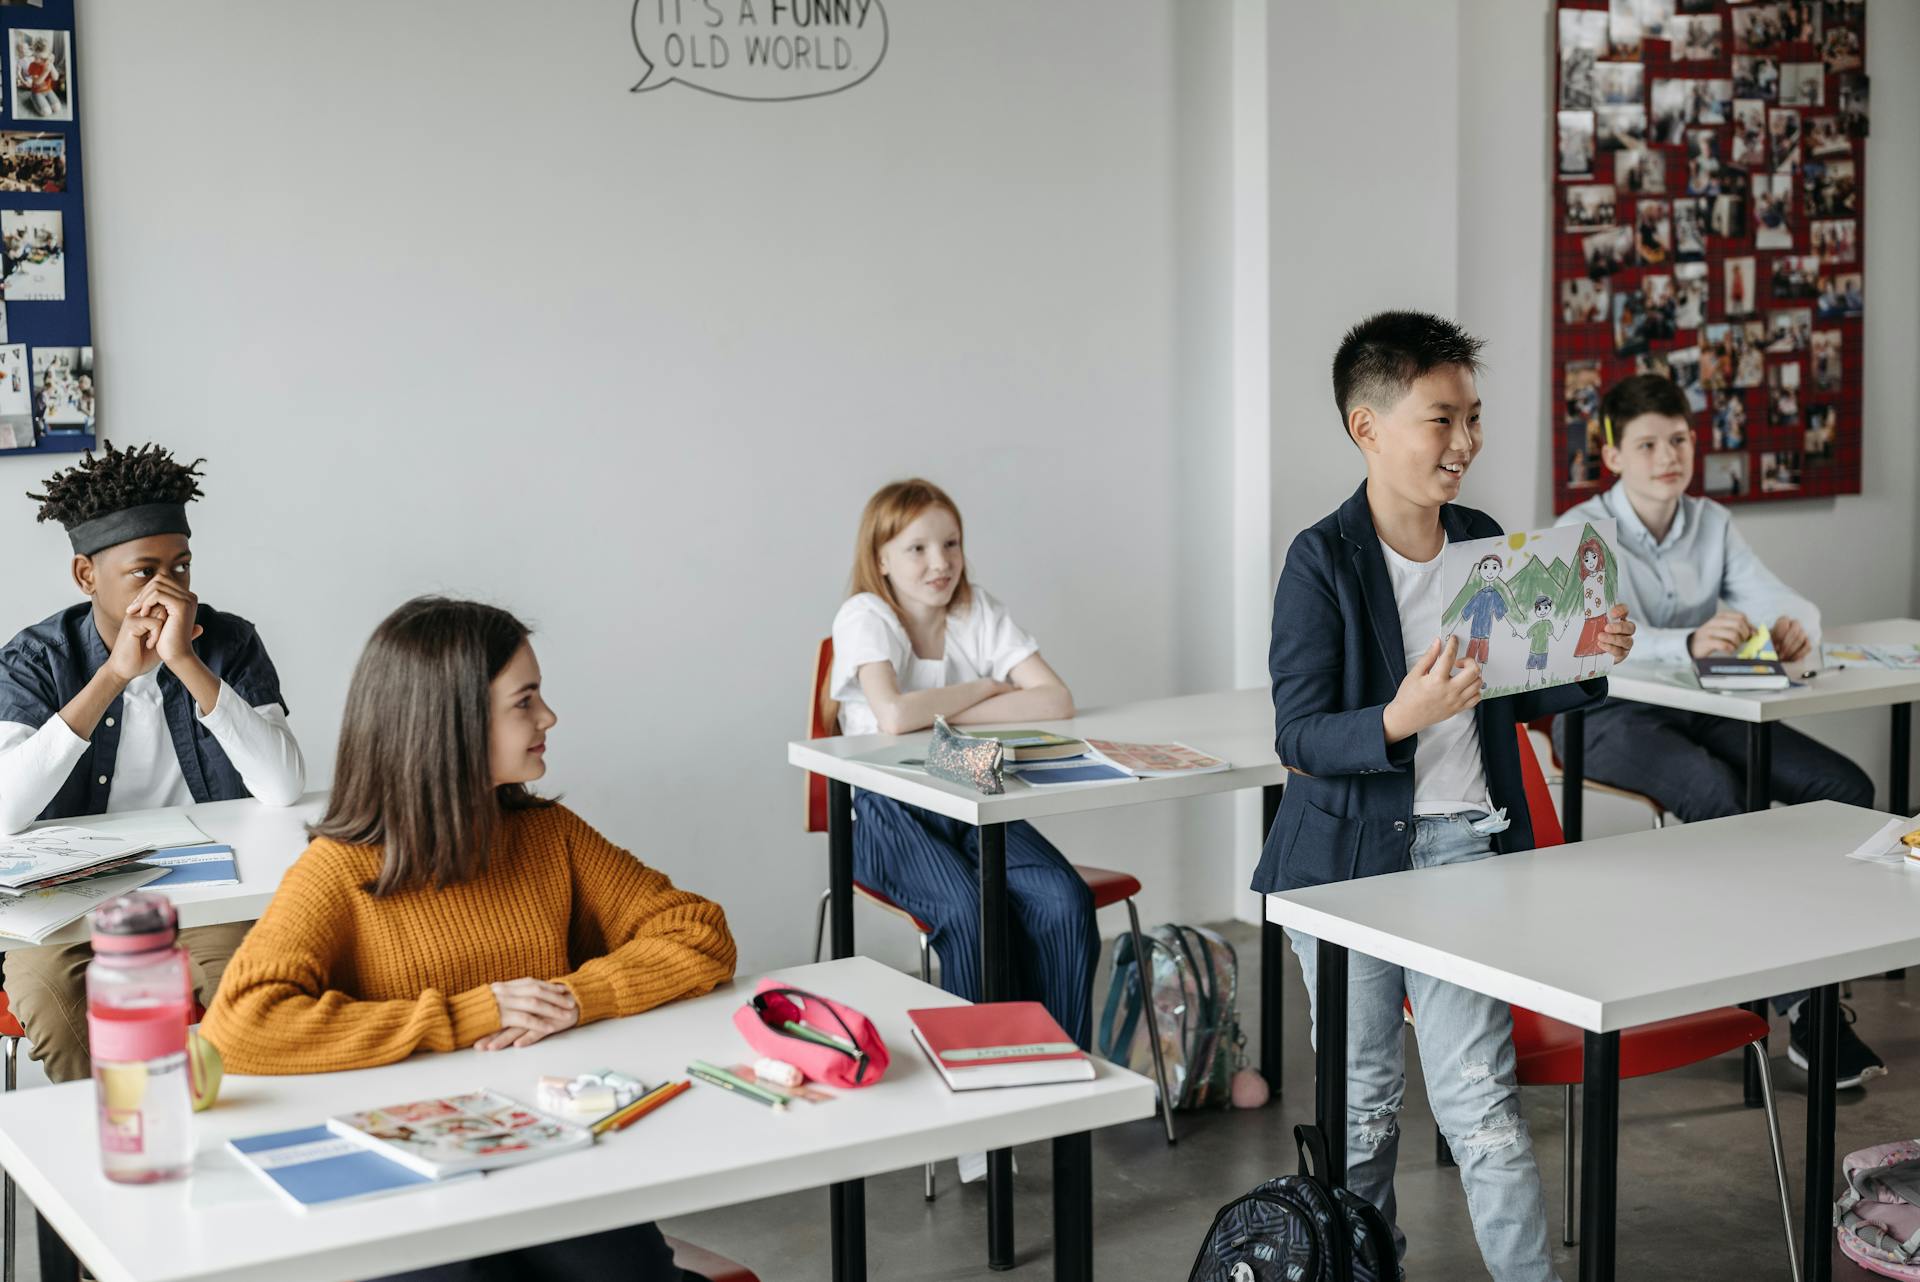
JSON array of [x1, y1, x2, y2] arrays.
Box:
[[0, 0, 1242, 976], [1266, 0, 1463, 571]]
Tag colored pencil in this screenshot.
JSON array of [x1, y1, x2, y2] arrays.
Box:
[[689, 1060, 790, 1109], [593, 1079, 690, 1135]]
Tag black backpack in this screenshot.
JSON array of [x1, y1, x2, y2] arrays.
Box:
[[1188, 1125, 1400, 1282]]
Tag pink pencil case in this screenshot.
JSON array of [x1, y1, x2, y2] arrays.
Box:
[[732, 980, 890, 1089]]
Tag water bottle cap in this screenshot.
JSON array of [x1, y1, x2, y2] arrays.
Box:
[[89, 892, 179, 954]]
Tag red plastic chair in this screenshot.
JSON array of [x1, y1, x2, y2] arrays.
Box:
[[1526, 714, 1666, 830], [664, 1236, 761, 1281], [1479, 724, 1796, 1262], [1, 992, 23, 1282], [803, 638, 1180, 1188]]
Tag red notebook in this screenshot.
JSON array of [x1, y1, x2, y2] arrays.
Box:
[[908, 1002, 1094, 1091]]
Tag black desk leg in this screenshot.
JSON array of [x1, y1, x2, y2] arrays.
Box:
[[1803, 983, 1839, 1282], [1261, 783, 1285, 1098], [35, 1212, 79, 1282], [1890, 705, 1912, 980], [979, 822, 1015, 1271], [828, 780, 856, 960], [1745, 722, 1773, 813], [1052, 1131, 1094, 1282], [831, 1180, 866, 1282], [1314, 939, 1348, 1189], [1561, 709, 1586, 843], [1743, 723, 1774, 1109], [825, 780, 866, 1281], [1578, 1030, 1620, 1282]]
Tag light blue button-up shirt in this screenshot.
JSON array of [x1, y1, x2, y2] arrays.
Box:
[[1557, 485, 1818, 667]]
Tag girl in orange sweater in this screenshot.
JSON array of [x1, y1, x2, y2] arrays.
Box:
[[204, 597, 735, 1282]]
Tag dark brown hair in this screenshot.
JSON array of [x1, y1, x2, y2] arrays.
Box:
[[314, 596, 551, 897], [29, 439, 205, 525], [1600, 372, 1692, 443]]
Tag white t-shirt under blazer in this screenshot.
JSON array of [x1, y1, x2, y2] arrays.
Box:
[[830, 588, 1040, 737]]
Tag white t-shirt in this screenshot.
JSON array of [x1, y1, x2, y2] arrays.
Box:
[[830, 588, 1040, 737], [1378, 538, 1490, 816]]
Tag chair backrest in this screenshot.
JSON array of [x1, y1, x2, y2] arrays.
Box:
[[805, 637, 839, 834], [1514, 721, 1564, 849]]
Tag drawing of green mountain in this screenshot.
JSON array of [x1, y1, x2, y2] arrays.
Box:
[[1504, 556, 1562, 615]]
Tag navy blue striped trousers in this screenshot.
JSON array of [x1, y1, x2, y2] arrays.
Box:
[[853, 792, 1097, 1048]]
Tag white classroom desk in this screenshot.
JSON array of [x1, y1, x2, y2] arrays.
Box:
[[1559, 618, 1920, 840], [9, 794, 328, 951], [1267, 801, 1918, 1282], [790, 687, 1288, 1269], [0, 957, 1153, 1282]]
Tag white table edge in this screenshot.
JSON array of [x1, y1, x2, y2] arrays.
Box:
[[1265, 894, 1920, 1033], [0, 1078, 1156, 1282], [786, 739, 1288, 826], [0, 954, 1158, 1282]]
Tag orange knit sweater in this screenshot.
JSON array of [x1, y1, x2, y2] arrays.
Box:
[[202, 804, 736, 1075]]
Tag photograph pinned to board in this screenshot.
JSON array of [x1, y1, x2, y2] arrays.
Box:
[[1438, 520, 1620, 700], [0, 340, 29, 449], [1, 208, 62, 300], [9, 27, 69, 122], [32, 344, 91, 434], [1557, 110, 1595, 179], [0, 131, 62, 193], [1704, 451, 1748, 499]]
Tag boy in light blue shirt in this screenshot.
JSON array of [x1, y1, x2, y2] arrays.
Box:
[[1555, 373, 1885, 1089]]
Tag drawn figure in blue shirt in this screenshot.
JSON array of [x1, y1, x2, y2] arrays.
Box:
[[1444, 552, 1511, 666]]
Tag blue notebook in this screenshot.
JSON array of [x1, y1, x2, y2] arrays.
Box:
[[1012, 762, 1131, 785], [142, 844, 237, 887], [228, 1125, 463, 1212]]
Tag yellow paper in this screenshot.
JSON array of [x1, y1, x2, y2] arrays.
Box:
[[1736, 626, 1778, 661], [98, 1062, 148, 1111]]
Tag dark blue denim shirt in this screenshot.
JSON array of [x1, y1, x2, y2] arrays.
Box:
[[0, 602, 288, 821]]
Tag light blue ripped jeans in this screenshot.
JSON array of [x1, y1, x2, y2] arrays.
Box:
[[1289, 811, 1561, 1282]]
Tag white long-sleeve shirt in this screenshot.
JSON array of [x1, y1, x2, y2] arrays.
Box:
[[0, 673, 306, 834]]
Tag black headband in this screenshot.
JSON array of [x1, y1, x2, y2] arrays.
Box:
[[65, 503, 192, 557]]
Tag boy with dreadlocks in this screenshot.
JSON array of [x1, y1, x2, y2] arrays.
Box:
[[0, 441, 305, 1085]]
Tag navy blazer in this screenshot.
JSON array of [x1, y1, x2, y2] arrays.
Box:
[[1251, 482, 1606, 893]]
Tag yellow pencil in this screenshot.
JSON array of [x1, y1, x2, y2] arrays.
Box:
[[593, 1079, 689, 1135]]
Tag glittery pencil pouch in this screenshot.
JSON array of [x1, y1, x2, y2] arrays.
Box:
[[926, 716, 1005, 794]]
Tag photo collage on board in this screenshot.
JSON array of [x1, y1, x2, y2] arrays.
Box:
[[0, 4, 90, 455], [1553, 0, 1866, 511]]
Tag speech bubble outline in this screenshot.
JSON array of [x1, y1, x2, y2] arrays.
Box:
[[631, 0, 889, 101]]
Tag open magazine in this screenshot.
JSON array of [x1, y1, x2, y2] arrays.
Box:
[[0, 866, 164, 944], [327, 1089, 592, 1179], [0, 826, 152, 891]]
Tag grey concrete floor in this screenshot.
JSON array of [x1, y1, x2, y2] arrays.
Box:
[[664, 919, 1916, 1281], [12, 921, 1909, 1280]]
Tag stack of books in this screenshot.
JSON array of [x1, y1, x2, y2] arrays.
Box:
[[0, 819, 237, 944]]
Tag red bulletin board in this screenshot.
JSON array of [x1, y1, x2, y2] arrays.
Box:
[[1551, 0, 1867, 513]]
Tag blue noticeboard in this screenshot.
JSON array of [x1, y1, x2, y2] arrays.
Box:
[[0, 0, 92, 459]]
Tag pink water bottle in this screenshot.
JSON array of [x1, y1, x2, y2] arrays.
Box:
[[86, 892, 194, 1183]]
